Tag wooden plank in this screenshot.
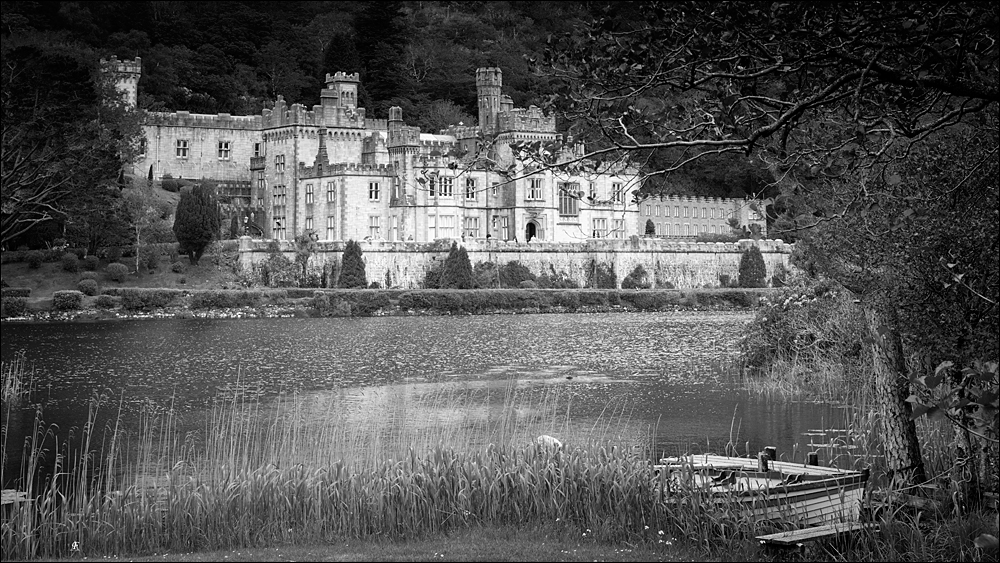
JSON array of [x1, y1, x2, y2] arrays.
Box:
[[1, 490, 30, 506], [757, 522, 878, 546]]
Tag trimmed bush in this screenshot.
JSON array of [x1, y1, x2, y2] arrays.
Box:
[[61, 253, 80, 273], [439, 243, 474, 289], [80, 270, 99, 281], [738, 245, 768, 288], [518, 280, 538, 289], [499, 261, 535, 288], [1, 297, 29, 318], [1, 287, 31, 298], [644, 219, 655, 236], [171, 261, 186, 273], [83, 255, 100, 271], [26, 250, 44, 269], [140, 247, 160, 271], [621, 265, 651, 289], [339, 240, 367, 288], [106, 247, 123, 263], [106, 262, 129, 282], [77, 278, 99, 296], [190, 290, 264, 309], [586, 260, 617, 289], [115, 288, 182, 311], [52, 290, 84, 311], [94, 294, 118, 309]]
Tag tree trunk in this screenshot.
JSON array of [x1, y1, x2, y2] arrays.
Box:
[[864, 301, 927, 488]]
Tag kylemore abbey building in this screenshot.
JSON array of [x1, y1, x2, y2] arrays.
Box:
[[105, 56, 766, 245]]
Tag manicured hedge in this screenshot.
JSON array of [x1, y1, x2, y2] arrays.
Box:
[[104, 288, 184, 311], [77, 279, 99, 296], [1, 287, 31, 298], [52, 290, 84, 311], [0, 297, 29, 317]]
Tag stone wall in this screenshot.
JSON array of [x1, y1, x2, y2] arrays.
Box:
[[238, 236, 792, 290]]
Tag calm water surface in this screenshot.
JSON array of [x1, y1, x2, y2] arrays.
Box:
[[1, 312, 860, 487]]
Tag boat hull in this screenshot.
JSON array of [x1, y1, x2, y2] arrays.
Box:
[[657, 454, 869, 527]]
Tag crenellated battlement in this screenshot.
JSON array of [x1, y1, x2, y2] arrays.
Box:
[[300, 161, 397, 178], [639, 193, 756, 208], [145, 110, 262, 130], [260, 96, 366, 129], [101, 55, 141, 75], [326, 72, 360, 84], [497, 105, 556, 133], [388, 125, 421, 148], [442, 124, 481, 139]]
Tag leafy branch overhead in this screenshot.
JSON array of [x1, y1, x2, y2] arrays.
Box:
[[538, 1, 998, 190]]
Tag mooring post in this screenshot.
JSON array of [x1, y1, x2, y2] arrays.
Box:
[[807, 451, 819, 466], [764, 446, 777, 461], [757, 452, 769, 472]]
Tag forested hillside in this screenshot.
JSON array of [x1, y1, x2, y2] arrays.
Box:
[[1, 1, 761, 202]]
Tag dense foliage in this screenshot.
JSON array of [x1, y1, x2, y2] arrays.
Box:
[[438, 242, 474, 289], [338, 240, 367, 289], [737, 246, 766, 289], [172, 184, 221, 266]]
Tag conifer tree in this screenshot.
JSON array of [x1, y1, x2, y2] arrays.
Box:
[[173, 184, 220, 266], [338, 239, 367, 288], [644, 219, 655, 236], [439, 242, 474, 289], [738, 245, 767, 288]]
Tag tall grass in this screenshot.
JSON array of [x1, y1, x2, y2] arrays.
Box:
[[736, 283, 999, 562], [2, 376, 773, 561]]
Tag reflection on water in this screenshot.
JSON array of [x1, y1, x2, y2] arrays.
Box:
[[2, 311, 865, 487]]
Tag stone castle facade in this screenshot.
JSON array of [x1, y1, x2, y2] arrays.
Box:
[[105, 57, 766, 245]]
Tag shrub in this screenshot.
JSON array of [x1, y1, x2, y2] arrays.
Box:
[[173, 183, 221, 265], [718, 274, 733, 288], [439, 242, 474, 289], [738, 245, 767, 288], [116, 288, 182, 311], [94, 294, 118, 309], [26, 250, 44, 269], [472, 262, 500, 289], [621, 265, 651, 289], [61, 253, 80, 273], [80, 271, 99, 281], [339, 240, 367, 288], [106, 247, 123, 263], [190, 290, 263, 309], [52, 290, 84, 311], [518, 280, 538, 289], [586, 260, 617, 289], [499, 261, 535, 288], [1, 287, 31, 298], [83, 255, 100, 271], [77, 279, 99, 296], [644, 219, 656, 236], [171, 261, 186, 273], [1, 297, 29, 318], [140, 247, 160, 271], [106, 262, 129, 282]]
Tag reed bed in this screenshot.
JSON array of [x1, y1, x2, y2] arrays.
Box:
[[0, 376, 775, 561]]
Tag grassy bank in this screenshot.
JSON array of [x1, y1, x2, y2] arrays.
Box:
[[4, 358, 997, 562], [1, 286, 769, 321]]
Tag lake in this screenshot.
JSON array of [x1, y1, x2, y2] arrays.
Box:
[[1, 311, 862, 488]]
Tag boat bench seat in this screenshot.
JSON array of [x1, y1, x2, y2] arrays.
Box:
[[757, 522, 878, 550]]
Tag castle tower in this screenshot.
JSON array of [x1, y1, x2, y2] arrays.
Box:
[[324, 72, 360, 109], [476, 67, 502, 136], [100, 56, 141, 108]]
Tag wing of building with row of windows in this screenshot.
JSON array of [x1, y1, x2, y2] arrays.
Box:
[[105, 57, 764, 243]]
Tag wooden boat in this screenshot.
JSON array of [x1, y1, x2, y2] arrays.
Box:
[[655, 453, 869, 526]]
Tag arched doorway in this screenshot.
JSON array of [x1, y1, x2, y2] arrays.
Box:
[[525, 221, 538, 242]]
